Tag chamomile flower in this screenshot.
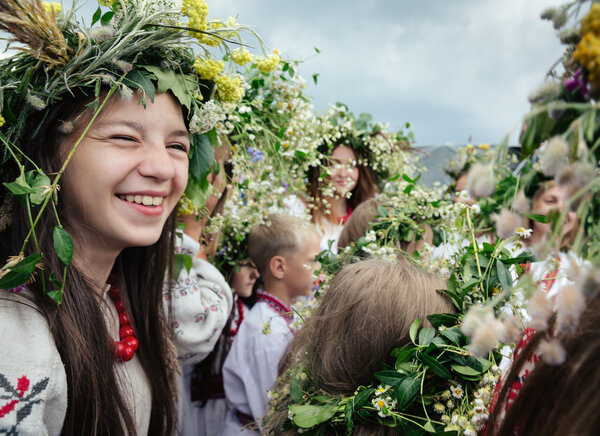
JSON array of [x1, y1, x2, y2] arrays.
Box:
[[451, 384, 464, 399], [375, 385, 391, 396], [514, 227, 533, 239]]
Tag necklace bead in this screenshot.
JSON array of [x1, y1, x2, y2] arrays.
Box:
[[107, 278, 138, 362]]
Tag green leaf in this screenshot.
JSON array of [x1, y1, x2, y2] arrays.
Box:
[[525, 213, 551, 224], [189, 134, 215, 180], [496, 259, 512, 291], [46, 290, 63, 305], [409, 318, 421, 344], [0, 270, 31, 289], [418, 327, 436, 347], [440, 328, 464, 345], [29, 172, 51, 206], [141, 66, 193, 110], [123, 70, 156, 104], [0, 253, 42, 289], [289, 404, 338, 428], [314, 47, 320, 53], [290, 377, 303, 403], [174, 253, 193, 276], [53, 226, 73, 266], [451, 364, 482, 377], [312, 73, 319, 85], [420, 353, 451, 379], [352, 388, 373, 409], [49, 271, 62, 289], [91, 6, 102, 26], [3, 169, 33, 196], [395, 375, 420, 410], [402, 173, 414, 183], [392, 345, 416, 367], [100, 11, 114, 26], [426, 313, 459, 328], [206, 128, 219, 146], [423, 420, 436, 433], [374, 370, 405, 386]]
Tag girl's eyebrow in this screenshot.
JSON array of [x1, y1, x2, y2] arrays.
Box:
[[94, 120, 189, 138]]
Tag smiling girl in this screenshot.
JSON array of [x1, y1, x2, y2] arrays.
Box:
[[0, 1, 251, 434]]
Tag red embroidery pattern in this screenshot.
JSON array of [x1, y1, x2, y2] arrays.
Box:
[[0, 373, 49, 430], [257, 291, 293, 324]]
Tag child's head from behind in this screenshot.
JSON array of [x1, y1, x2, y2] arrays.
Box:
[[249, 214, 320, 301], [293, 259, 452, 395]]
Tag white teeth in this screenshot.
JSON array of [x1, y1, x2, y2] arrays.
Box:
[[119, 194, 164, 206]]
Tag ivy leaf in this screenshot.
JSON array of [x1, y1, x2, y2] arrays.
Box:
[[418, 327, 436, 347], [420, 353, 451, 379], [29, 172, 51, 206], [409, 318, 421, 344], [53, 226, 73, 266], [289, 404, 338, 428]]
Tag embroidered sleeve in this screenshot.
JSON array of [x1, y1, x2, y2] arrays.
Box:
[[164, 234, 233, 366], [0, 295, 68, 435]]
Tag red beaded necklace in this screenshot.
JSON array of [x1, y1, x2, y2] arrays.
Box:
[[228, 297, 245, 336], [107, 279, 139, 362]]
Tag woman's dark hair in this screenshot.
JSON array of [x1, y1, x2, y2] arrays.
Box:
[[0, 89, 177, 435], [487, 290, 600, 436], [307, 143, 378, 224]]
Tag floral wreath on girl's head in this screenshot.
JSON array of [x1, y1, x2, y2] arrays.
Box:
[[314, 103, 418, 185], [0, 0, 269, 302]]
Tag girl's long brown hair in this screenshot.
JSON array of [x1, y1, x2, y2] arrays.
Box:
[[264, 259, 453, 435], [0, 90, 177, 435], [487, 291, 600, 436]]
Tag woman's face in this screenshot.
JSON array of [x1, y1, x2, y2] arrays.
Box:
[[530, 184, 576, 244], [328, 145, 359, 196], [230, 260, 259, 298], [61, 92, 189, 255]]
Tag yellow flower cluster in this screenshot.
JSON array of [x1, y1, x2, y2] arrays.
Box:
[[178, 196, 196, 216], [193, 58, 224, 80], [232, 48, 254, 66], [42, 1, 62, 15], [574, 4, 600, 85], [215, 75, 244, 102], [182, 0, 210, 43], [256, 51, 280, 73], [0, 114, 5, 128]]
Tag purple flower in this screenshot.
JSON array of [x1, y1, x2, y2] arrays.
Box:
[[247, 146, 264, 163], [565, 69, 587, 95], [10, 284, 25, 293]]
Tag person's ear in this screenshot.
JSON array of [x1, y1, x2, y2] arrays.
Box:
[[269, 255, 286, 279]]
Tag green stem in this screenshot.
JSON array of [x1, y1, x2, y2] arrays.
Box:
[[465, 207, 482, 278]]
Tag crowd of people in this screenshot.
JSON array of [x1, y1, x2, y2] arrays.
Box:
[[1, 1, 600, 435]]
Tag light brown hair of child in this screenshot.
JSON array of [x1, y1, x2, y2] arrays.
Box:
[[264, 259, 453, 435], [248, 214, 321, 306]]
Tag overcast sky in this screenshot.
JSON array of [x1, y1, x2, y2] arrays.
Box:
[[211, 0, 565, 146]]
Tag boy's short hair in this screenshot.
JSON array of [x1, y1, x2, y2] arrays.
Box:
[[249, 214, 319, 275]]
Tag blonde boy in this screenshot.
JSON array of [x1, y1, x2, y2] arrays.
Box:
[[221, 215, 321, 435]]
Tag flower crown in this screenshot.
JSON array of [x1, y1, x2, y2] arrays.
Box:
[[0, 0, 266, 300]]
